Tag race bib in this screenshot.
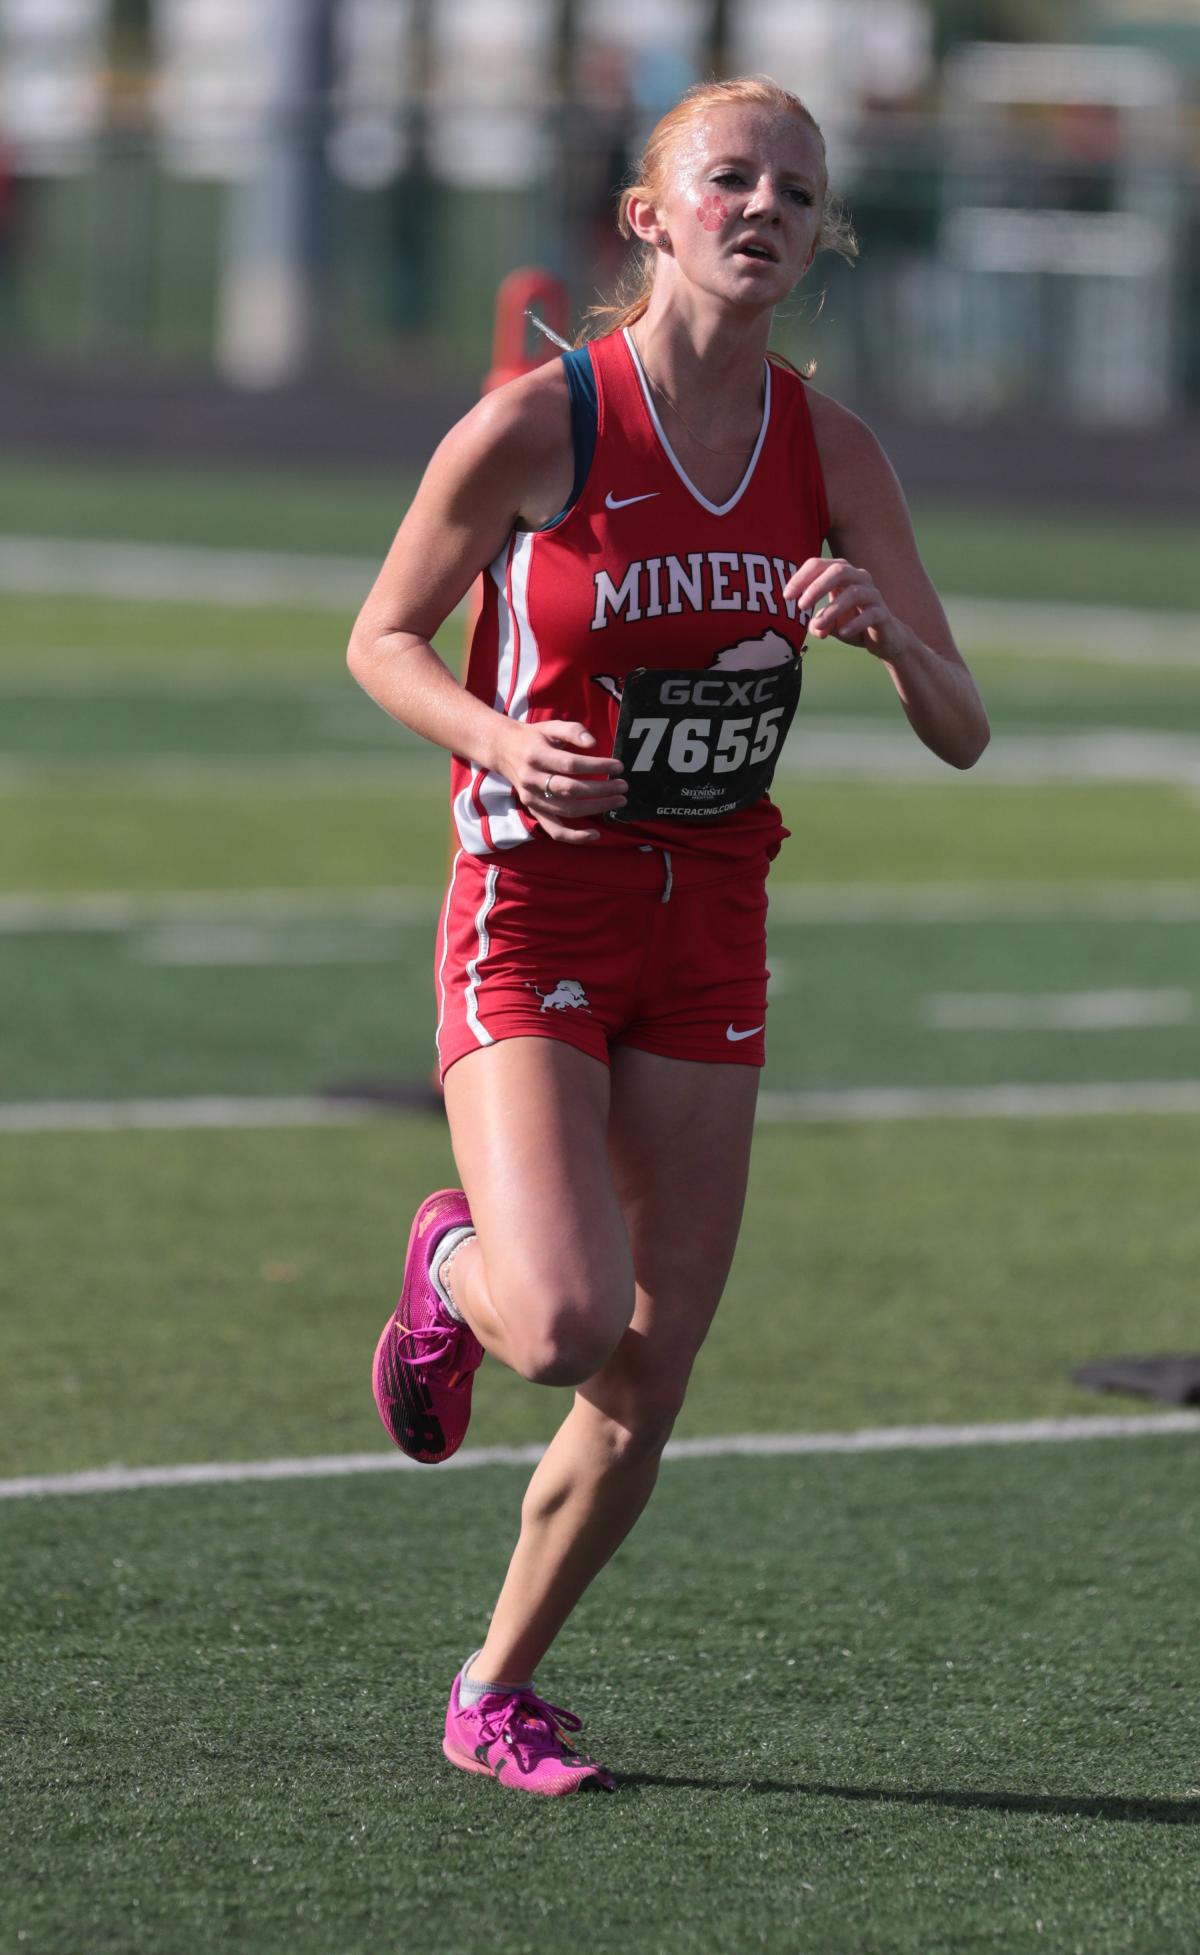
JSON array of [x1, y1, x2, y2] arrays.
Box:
[[608, 658, 803, 822]]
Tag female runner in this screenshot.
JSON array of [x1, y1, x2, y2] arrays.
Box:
[[348, 74, 989, 1797]]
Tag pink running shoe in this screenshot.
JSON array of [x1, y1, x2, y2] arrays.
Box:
[[372, 1189, 483, 1464], [443, 1673, 616, 1796]]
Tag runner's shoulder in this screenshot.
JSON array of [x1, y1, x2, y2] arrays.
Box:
[[801, 383, 906, 519], [803, 384, 888, 471], [443, 360, 571, 481]]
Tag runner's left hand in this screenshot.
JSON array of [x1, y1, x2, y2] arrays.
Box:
[[785, 557, 910, 662]]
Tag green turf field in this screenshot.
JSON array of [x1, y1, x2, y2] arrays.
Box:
[[4, 1116, 1199, 1479], [2, 454, 1198, 1953], [4, 1443, 1198, 1955]]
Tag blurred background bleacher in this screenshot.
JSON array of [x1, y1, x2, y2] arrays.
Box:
[[0, 0, 1197, 504]]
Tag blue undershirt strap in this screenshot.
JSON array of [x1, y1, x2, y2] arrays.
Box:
[[538, 345, 597, 530]]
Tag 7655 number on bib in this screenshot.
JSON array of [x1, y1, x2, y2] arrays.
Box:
[[608, 658, 803, 822]]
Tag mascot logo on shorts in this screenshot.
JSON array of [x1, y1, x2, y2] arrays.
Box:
[[592, 628, 797, 704], [533, 979, 590, 1013]]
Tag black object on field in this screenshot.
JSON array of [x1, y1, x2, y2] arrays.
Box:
[[1073, 1356, 1200, 1406], [321, 1077, 446, 1115]]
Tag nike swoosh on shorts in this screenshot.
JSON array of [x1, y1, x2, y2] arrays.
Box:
[[726, 1024, 765, 1042], [604, 491, 660, 510]]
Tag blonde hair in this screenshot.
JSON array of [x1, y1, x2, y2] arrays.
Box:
[[579, 75, 857, 344]]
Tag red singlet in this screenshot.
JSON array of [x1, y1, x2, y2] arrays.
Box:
[[450, 326, 829, 874]]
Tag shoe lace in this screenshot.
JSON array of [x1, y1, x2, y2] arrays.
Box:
[[475, 1690, 585, 1772], [395, 1321, 460, 1371]]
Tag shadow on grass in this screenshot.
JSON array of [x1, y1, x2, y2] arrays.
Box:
[[618, 1776, 1200, 1825]]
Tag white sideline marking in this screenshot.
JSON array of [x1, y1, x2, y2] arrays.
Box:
[[3, 882, 1200, 935], [946, 596, 1200, 667], [2, 534, 1196, 659], [0, 1097, 379, 1133], [134, 922, 399, 966], [768, 881, 1200, 925], [6, 1080, 1200, 1134], [925, 988, 1194, 1031], [0, 677, 361, 698], [2, 1413, 1197, 1502], [6, 727, 1200, 791], [0, 536, 373, 610], [772, 723, 1200, 787], [0, 887, 437, 931], [756, 1081, 1200, 1122], [0, 755, 439, 794]]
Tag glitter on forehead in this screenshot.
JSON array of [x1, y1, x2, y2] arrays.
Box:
[[663, 107, 827, 203]]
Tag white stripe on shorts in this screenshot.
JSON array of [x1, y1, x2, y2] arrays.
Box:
[[434, 851, 463, 1063], [464, 866, 500, 1047]]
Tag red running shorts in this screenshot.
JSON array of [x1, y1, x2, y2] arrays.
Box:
[[434, 843, 771, 1079]]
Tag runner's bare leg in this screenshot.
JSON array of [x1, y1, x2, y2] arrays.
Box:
[[454, 1044, 759, 1684], [441, 1039, 634, 1383]]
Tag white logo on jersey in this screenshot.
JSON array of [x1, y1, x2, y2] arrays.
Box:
[[592, 628, 797, 704], [710, 629, 796, 673], [726, 1023, 765, 1042], [605, 490, 660, 510], [534, 979, 591, 1013]]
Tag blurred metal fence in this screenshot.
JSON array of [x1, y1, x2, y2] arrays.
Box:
[[0, 1, 1196, 427]]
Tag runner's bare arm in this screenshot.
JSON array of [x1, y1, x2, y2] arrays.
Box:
[[347, 364, 626, 841], [792, 393, 990, 770]]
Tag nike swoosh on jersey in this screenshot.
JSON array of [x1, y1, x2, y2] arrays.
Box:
[[604, 490, 660, 510], [726, 1024, 765, 1042]]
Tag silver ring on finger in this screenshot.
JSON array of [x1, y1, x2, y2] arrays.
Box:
[[544, 774, 555, 797]]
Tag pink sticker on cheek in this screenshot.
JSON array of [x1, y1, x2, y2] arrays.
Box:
[[696, 194, 727, 232]]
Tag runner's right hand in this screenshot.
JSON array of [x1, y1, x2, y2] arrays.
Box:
[[494, 719, 627, 844]]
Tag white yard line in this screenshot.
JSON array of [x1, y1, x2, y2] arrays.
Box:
[[0, 677, 357, 697], [0, 888, 437, 930], [0, 1097, 378, 1133], [0, 756, 439, 793], [767, 881, 1200, 924], [5, 1080, 1200, 1134], [2, 1412, 1197, 1502], [947, 596, 1200, 666], [5, 726, 1200, 791], [133, 923, 400, 966], [0, 536, 373, 610], [2, 534, 1197, 661], [3, 882, 1200, 934], [770, 724, 1200, 787], [924, 988, 1194, 1031], [756, 1081, 1200, 1121]]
